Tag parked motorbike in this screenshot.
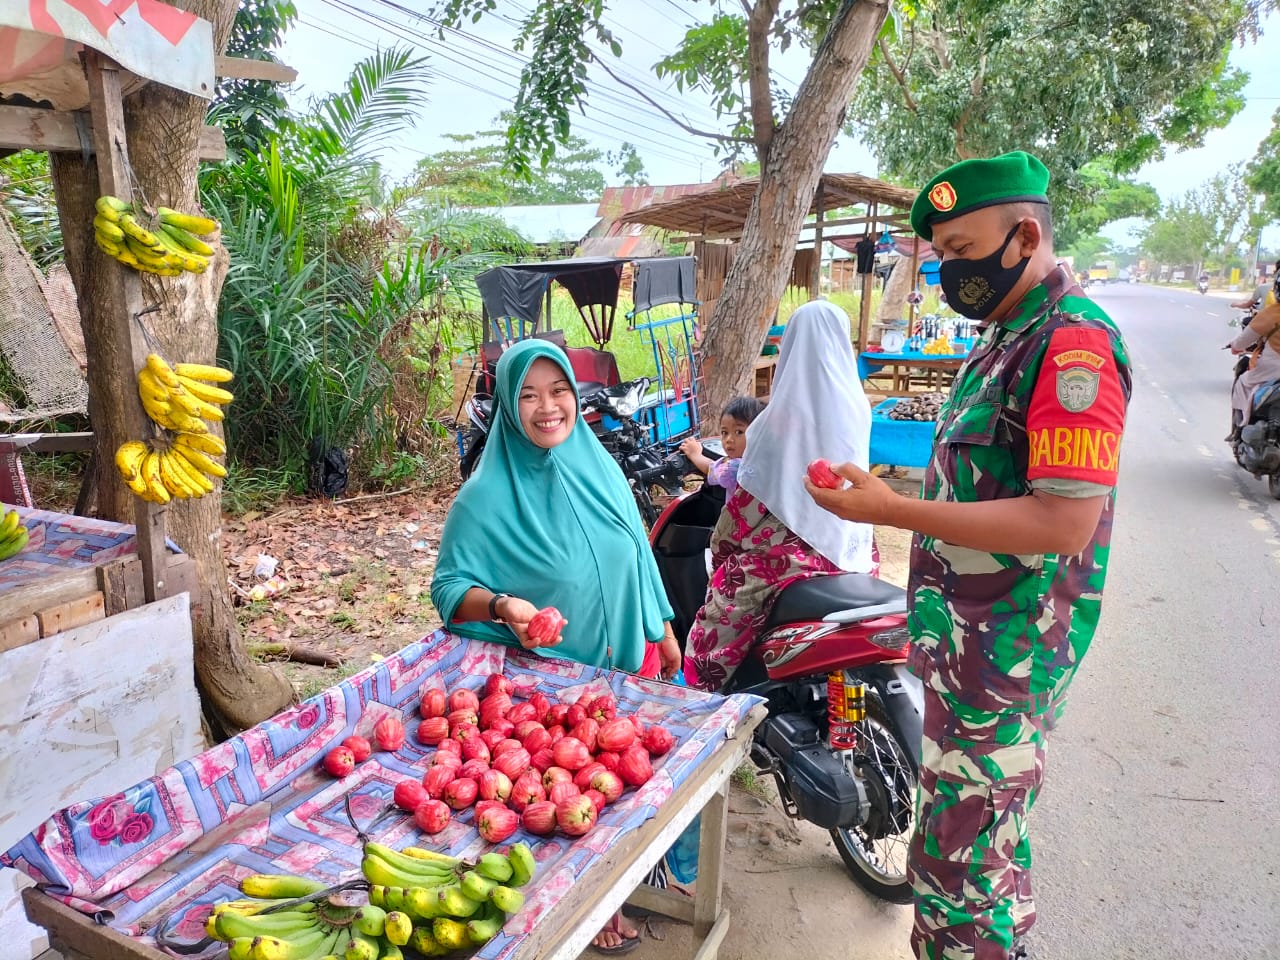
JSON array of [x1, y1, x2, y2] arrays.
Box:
[[460, 377, 690, 525], [650, 486, 923, 903], [1227, 324, 1280, 499]]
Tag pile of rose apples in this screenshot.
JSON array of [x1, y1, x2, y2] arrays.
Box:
[[322, 674, 675, 846]]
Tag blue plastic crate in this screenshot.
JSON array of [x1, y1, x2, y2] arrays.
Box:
[[638, 393, 695, 442], [869, 398, 936, 468]]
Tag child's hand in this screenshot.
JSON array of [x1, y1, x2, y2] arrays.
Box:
[[679, 437, 703, 458]]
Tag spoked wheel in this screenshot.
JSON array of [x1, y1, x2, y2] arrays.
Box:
[[829, 697, 918, 904]]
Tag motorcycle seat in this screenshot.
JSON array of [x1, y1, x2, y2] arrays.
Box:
[[765, 573, 907, 629]]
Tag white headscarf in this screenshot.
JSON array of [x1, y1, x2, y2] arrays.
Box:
[[736, 299, 875, 572]]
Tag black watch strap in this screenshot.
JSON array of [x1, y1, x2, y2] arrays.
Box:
[[489, 593, 512, 623]]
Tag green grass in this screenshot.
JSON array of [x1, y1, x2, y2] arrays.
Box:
[[222, 464, 301, 515]]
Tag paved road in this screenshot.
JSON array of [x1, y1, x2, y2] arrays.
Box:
[[1025, 283, 1280, 959]]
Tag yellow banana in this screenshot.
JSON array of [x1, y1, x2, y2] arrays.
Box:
[[158, 206, 219, 236], [343, 931, 379, 960], [382, 911, 412, 947], [95, 233, 125, 258], [408, 926, 450, 957], [190, 395, 225, 422], [432, 917, 470, 952], [157, 450, 194, 499], [166, 446, 214, 494], [0, 510, 19, 541], [137, 368, 171, 404], [366, 843, 459, 877], [94, 215, 126, 243], [459, 871, 496, 903], [152, 225, 209, 273], [489, 884, 525, 915], [174, 362, 234, 383], [119, 213, 165, 251], [124, 235, 171, 269], [95, 195, 129, 221], [178, 376, 234, 406], [173, 430, 226, 457], [114, 249, 142, 269], [114, 440, 150, 483], [245, 928, 329, 960], [161, 222, 216, 256], [398, 848, 463, 869], [140, 451, 171, 505], [145, 354, 182, 390], [434, 884, 482, 919], [238, 873, 330, 900], [172, 439, 227, 478], [227, 937, 256, 960]]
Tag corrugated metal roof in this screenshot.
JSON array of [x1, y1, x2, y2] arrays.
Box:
[[596, 175, 742, 237], [468, 203, 603, 244]]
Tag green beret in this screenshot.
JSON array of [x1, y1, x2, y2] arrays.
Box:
[[910, 151, 1050, 241]]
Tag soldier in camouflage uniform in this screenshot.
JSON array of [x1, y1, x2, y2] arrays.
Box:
[[806, 152, 1131, 960]]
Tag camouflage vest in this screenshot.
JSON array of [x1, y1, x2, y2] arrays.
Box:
[[907, 266, 1132, 712]]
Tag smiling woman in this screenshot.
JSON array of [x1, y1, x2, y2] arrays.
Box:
[[516, 358, 577, 449]]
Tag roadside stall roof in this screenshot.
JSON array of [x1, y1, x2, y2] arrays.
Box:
[[616, 172, 916, 239], [0, 0, 215, 109]]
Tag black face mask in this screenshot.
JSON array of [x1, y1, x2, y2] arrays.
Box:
[[938, 222, 1030, 320]]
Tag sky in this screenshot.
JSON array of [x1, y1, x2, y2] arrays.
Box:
[[282, 1, 1279, 249]]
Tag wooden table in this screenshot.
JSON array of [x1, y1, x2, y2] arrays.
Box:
[[23, 704, 769, 960], [857, 352, 964, 397]]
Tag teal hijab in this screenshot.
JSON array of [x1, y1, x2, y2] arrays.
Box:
[[430, 340, 672, 672]]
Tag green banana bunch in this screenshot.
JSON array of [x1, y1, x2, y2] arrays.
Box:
[[93, 195, 218, 277], [359, 842, 461, 890], [0, 509, 29, 562]]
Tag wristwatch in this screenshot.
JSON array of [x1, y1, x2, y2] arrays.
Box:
[[489, 593, 512, 623]]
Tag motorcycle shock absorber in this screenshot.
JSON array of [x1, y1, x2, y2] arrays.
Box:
[[827, 672, 867, 751]]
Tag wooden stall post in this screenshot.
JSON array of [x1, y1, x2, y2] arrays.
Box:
[[856, 203, 878, 354], [83, 52, 166, 602], [809, 178, 825, 298]]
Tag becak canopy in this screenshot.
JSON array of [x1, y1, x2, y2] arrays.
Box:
[[0, 0, 214, 110]]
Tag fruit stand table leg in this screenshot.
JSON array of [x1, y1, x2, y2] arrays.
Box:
[[529, 704, 766, 960]]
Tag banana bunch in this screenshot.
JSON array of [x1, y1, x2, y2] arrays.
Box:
[[94, 196, 218, 276], [115, 436, 224, 503], [362, 841, 535, 955], [137, 353, 234, 435], [0, 509, 29, 562], [206, 874, 365, 960]]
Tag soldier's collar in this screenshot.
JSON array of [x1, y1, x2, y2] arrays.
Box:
[[992, 265, 1072, 334]]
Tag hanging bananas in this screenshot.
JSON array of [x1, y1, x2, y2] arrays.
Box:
[[93, 195, 219, 277], [115, 354, 234, 503], [0, 508, 29, 562]]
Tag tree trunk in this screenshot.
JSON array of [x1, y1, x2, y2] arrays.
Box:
[[697, 0, 890, 421], [50, 0, 293, 738]]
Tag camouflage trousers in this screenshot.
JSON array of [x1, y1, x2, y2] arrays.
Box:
[[908, 684, 1068, 959]]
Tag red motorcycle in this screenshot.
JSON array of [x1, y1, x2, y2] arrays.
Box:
[[650, 485, 923, 903]]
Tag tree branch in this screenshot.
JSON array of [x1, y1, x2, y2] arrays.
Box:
[[590, 55, 751, 145], [877, 37, 918, 113], [746, 0, 782, 160]]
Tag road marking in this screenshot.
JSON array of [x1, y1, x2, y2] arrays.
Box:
[[1251, 517, 1271, 532], [1198, 444, 1214, 458], [1179, 417, 1187, 423]]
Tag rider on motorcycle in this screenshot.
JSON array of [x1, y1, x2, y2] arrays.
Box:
[[1227, 303, 1280, 442]]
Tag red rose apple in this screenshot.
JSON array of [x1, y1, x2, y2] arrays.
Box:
[[323, 746, 356, 777], [342, 736, 372, 763], [414, 799, 451, 834], [555, 794, 597, 836]]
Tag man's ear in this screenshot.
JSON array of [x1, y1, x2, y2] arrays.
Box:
[[1015, 217, 1042, 258]]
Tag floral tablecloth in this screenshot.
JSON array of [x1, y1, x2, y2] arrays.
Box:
[[3, 629, 761, 959]]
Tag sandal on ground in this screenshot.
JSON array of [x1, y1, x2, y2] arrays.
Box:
[[590, 913, 641, 955]]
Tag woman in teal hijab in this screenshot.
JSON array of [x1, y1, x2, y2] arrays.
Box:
[[432, 339, 680, 678], [432, 340, 680, 953]]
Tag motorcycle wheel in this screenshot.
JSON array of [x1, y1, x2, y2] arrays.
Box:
[[1269, 473, 1280, 500], [631, 484, 659, 529], [829, 696, 918, 904]]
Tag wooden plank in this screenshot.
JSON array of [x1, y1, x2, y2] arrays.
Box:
[[0, 568, 98, 624], [0, 107, 225, 161], [23, 890, 155, 960], [35, 592, 105, 637], [215, 55, 298, 83], [83, 53, 166, 604], [0, 614, 39, 653], [693, 784, 729, 939], [25, 433, 95, 453], [96, 556, 144, 616]]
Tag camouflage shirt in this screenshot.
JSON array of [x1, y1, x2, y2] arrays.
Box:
[[907, 266, 1132, 712]]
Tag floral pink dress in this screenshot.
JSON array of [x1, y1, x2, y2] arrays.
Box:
[[686, 488, 878, 691]]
